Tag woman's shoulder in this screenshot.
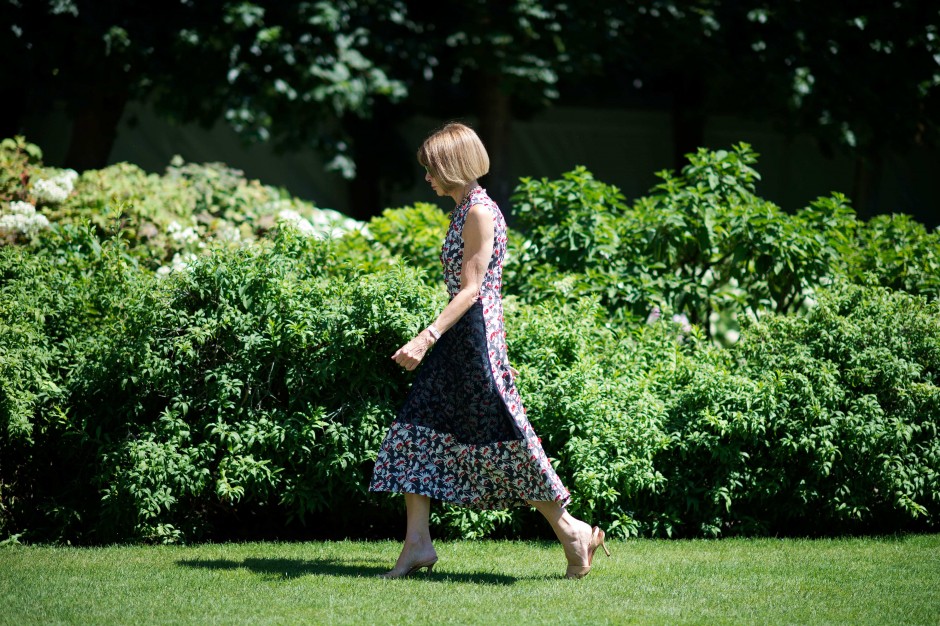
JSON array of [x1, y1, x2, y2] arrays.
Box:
[[469, 186, 495, 204], [467, 188, 501, 217], [465, 202, 495, 229]]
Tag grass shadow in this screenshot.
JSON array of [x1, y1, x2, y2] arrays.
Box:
[[177, 557, 551, 585]]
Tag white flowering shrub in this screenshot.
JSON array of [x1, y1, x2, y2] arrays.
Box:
[[31, 169, 78, 205], [0, 138, 365, 271], [156, 252, 199, 277], [0, 136, 43, 203], [0, 201, 50, 240], [275, 203, 360, 240], [277, 207, 318, 236], [165, 220, 203, 250]]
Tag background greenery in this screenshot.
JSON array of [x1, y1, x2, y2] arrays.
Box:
[[4, 1, 938, 219], [1, 137, 938, 544]]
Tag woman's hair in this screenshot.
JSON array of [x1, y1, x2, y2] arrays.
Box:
[[417, 122, 490, 190]]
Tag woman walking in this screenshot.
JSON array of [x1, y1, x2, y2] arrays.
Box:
[[369, 122, 609, 579]]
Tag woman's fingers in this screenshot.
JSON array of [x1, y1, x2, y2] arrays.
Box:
[[391, 341, 425, 370], [397, 354, 420, 370]]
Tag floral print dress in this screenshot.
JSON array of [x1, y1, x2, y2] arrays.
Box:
[[369, 187, 571, 509]]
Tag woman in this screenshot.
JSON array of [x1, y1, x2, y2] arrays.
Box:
[[369, 122, 609, 579]]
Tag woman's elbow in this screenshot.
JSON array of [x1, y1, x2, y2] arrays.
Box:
[[459, 284, 483, 305]]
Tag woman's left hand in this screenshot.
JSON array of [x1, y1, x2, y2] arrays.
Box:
[[391, 331, 435, 371]]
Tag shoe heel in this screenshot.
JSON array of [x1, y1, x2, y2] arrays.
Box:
[[592, 526, 611, 558], [405, 561, 436, 576]]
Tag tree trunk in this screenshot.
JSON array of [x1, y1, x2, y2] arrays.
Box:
[[346, 120, 383, 222], [475, 73, 513, 219], [851, 151, 882, 221], [345, 104, 413, 221], [671, 74, 707, 172], [64, 91, 128, 171], [0, 96, 26, 142]]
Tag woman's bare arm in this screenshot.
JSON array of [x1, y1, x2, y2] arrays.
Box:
[[391, 204, 494, 370]]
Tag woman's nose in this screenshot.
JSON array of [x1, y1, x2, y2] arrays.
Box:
[[424, 171, 431, 182]]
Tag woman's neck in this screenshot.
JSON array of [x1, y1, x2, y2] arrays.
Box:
[[449, 181, 480, 205]]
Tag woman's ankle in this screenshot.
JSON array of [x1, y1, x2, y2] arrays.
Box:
[[404, 532, 432, 546]]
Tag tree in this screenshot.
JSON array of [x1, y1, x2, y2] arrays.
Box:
[[6, 1, 938, 219], [1, 1, 410, 192], [726, 1, 940, 216], [3, 0, 611, 216], [401, 1, 583, 209], [570, 1, 940, 214], [1, 1, 194, 170]]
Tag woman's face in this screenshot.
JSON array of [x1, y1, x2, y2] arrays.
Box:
[[425, 168, 447, 197]]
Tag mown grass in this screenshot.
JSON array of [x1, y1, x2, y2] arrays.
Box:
[[1, 535, 938, 625]]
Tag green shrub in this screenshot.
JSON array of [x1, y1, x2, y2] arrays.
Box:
[[332, 201, 450, 279], [508, 146, 860, 345], [0, 220, 689, 543], [1, 224, 449, 542], [0, 138, 363, 273], [362, 202, 450, 277], [426, 297, 685, 540], [641, 280, 940, 537], [836, 212, 940, 301], [506, 165, 635, 321], [3, 139, 939, 544], [0, 221, 150, 539]]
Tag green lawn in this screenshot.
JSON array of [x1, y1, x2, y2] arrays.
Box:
[[1, 535, 938, 625]]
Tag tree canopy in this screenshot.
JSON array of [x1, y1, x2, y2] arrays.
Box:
[[4, 0, 938, 217]]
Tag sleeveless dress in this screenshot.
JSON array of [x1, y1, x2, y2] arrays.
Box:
[[369, 187, 571, 509]]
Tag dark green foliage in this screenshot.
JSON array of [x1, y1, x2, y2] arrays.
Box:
[[2, 144, 939, 543], [505, 297, 677, 538], [509, 145, 859, 344], [0, 225, 446, 542], [0, 223, 147, 539], [637, 281, 940, 537], [835, 212, 940, 301], [507, 165, 635, 320], [727, 281, 940, 534]]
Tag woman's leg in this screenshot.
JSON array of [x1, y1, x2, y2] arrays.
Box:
[[529, 500, 593, 566], [386, 493, 438, 575]]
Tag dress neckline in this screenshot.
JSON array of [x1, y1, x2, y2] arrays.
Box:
[[457, 185, 483, 209]]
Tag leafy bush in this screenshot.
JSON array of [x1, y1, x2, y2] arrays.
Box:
[[0, 222, 148, 539], [2, 138, 939, 543], [0, 223, 449, 542], [1, 139, 364, 272], [334, 201, 450, 278], [509, 145, 861, 345], [640, 280, 940, 537], [0, 136, 45, 204], [835, 212, 940, 301], [0, 137, 73, 244], [432, 280, 940, 540]]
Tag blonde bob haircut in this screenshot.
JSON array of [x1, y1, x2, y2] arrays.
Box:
[[417, 122, 490, 190]]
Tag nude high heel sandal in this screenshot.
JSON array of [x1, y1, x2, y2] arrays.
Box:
[[378, 557, 438, 579], [565, 526, 611, 580]]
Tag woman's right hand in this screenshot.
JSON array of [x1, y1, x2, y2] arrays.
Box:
[[391, 330, 436, 371]]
